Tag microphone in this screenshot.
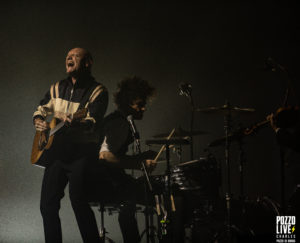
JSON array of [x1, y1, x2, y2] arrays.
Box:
[[127, 115, 140, 140], [179, 82, 192, 97]]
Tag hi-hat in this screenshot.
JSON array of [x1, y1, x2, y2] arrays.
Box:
[[153, 127, 207, 138]]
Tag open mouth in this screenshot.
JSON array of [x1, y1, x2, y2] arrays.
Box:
[[67, 62, 74, 67]]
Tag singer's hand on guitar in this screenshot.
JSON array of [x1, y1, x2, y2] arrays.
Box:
[[34, 118, 49, 132], [62, 114, 73, 124]]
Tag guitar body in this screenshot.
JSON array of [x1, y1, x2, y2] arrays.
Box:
[[31, 108, 87, 167], [31, 118, 57, 166]]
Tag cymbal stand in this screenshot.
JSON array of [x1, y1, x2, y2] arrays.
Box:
[[237, 125, 246, 199], [224, 100, 233, 242], [190, 96, 195, 161], [171, 144, 183, 163]]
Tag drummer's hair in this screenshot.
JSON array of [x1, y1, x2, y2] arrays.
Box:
[[114, 76, 156, 110]]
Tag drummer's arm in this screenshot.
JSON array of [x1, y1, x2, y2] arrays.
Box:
[[99, 151, 139, 169], [99, 151, 156, 170]]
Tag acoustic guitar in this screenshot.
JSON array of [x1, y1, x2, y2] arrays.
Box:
[[31, 108, 87, 167]]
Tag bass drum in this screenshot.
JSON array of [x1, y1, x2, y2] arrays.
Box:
[[210, 196, 281, 243], [239, 196, 280, 237]]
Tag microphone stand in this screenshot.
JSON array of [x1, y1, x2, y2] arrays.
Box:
[[128, 118, 154, 243], [179, 83, 195, 160]]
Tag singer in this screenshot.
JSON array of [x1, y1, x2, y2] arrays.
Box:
[[93, 76, 157, 243]]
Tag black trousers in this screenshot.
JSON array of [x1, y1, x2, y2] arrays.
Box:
[[86, 161, 146, 243], [86, 161, 186, 243], [40, 156, 100, 243]]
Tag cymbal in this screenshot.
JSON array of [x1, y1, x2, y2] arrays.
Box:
[[196, 105, 255, 114], [146, 138, 190, 146], [153, 127, 207, 138]]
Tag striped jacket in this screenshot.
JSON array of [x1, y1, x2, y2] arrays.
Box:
[[33, 75, 108, 142]]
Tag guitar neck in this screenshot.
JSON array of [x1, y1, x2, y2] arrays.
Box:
[[244, 119, 270, 135]]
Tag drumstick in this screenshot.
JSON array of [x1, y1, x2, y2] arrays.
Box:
[[154, 128, 175, 162], [170, 194, 176, 212]]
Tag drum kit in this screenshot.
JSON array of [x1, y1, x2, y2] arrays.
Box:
[[145, 101, 281, 242]]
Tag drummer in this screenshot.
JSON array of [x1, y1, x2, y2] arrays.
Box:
[[97, 76, 157, 243]]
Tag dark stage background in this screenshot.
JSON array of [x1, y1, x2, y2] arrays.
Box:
[[0, 2, 299, 242]]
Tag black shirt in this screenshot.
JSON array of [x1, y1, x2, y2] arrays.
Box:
[[100, 110, 134, 157]]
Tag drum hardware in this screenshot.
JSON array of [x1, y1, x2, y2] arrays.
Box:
[[209, 124, 248, 199], [236, 128, 247, 200], [220, 100, 234, 242], [146, 138, 185, 242], [153, 128, 176, 163], [198, 100, 256, 242], [89, 202, 119, 243], [139, 206, 159, 243], [194, 196, 281, 243], [208, 128, 245, 148], [152, 127, 199, 163], [208, 119, 270, 148], [171, 156, 220, 193], [149, 155, 222, 242]]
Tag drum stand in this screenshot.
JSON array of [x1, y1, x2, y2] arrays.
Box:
[[140, 207, 158, 242], [89, 202, 116, 243], [146, 138, 190, 242], [237, 126, 246, 199]]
